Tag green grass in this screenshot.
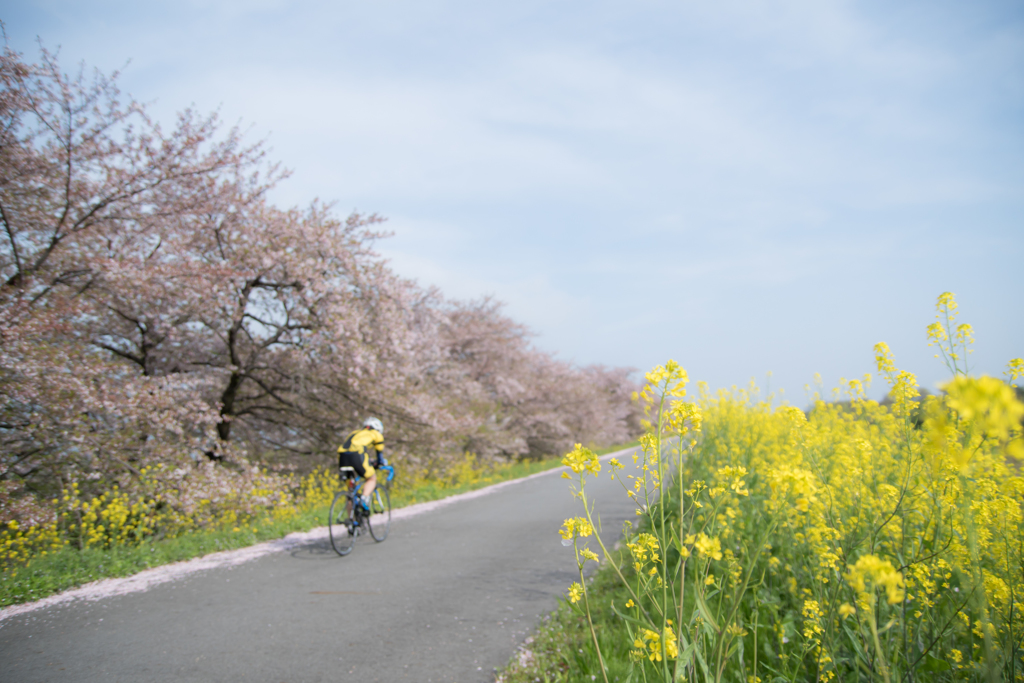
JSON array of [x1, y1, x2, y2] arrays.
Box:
[[498, 553, 635, 683], [1, 441, 638, 609], [0, 504, 330, 608]]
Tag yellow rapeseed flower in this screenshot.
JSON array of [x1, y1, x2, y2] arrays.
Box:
[[641, 629, 668, 662], [559, 517, 594, 541], [669, 400, 702, 434], [562, 444, 601, 475], [1007, 358, 1024, 383], [694, 533, 723, 560], [644, 360, 689, 398], [944, 375, 1024, 445], [627, 533, 659, 564], [717, 465, 750, 496], [726, 623, 749, 637], [663, 626, 679, 658], [874, 342, 897, 375], [848, 555, 905, 606]]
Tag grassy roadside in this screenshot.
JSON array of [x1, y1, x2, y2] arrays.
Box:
[[498, 444, 644, 683], [498, 565, 631, 683], [497, 539, 636, 683], [1, 442, 637, 609]]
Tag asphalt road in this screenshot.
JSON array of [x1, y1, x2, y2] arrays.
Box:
[[0, 449, 640, 683]]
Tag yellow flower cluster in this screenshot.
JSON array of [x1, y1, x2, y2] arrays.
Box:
[[641, 360, 689, 400], [847, 554, 905, 607], [943, 375, 1024, 458], [1007, 357, 1024, 383], [716, 465, 749, 496], [560, 293, 1024, 683], [1, 520, 62, 570], [927, 291, 975, 375], [874, 342, 920, 419], [690, 532, 723, 561], [765, 463, 817, 513], [2, 464, 347, 573], [560, 516, 595, 541], [631, 625, 679, 663], [627, 532, 660, 571], [562, 443, 601, 476], [668, 401, 702, 436]]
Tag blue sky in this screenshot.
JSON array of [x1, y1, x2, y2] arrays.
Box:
[[5, 1, 1023, 403]]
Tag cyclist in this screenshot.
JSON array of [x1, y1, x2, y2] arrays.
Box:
[[337, 417, 387, 512]]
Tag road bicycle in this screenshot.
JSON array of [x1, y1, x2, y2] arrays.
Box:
[[328, 463, 394, 556]]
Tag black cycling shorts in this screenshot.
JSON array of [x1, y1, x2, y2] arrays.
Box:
[[338, 450, 375, 479]]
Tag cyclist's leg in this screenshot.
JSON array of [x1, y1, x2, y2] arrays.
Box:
[[339, 451, 370, 514], [357, 451, 377, 500], [361, 474, 377, 504]]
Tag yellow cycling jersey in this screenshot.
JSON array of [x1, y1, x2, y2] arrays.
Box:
[[338, 427, 384, 458]]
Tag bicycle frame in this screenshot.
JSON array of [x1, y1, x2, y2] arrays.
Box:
[[329, 464, 393, 556]]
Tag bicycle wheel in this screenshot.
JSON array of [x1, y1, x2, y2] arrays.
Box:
[[367, 486, 391, 542], [328, 491, 356, 556]]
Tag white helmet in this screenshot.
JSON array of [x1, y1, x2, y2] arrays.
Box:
[[363, 417, 383, 433]]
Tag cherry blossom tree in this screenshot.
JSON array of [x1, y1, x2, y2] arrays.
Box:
[[0, 40, 641, 531], [0, 42, 271, 515]]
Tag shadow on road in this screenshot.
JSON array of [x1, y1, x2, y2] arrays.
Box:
[[289, 537, 339, 560]]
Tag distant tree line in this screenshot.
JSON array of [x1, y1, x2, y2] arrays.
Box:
[[0, 43, 640, 526]]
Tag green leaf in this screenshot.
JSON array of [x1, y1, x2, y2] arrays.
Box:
[[694, 589, 720, 634], [678, 641, 695, 669], [918, 654, 952, 672], [609, 600, 655, 631], [693, 640, 712, 681]]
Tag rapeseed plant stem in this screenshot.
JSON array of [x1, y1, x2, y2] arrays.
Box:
[[867, 604, 892, 683], [655, 378, 671, 680], [960, 473, 999, 683], [572, 533, 610, 683], [712, 520, 777, 683]]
